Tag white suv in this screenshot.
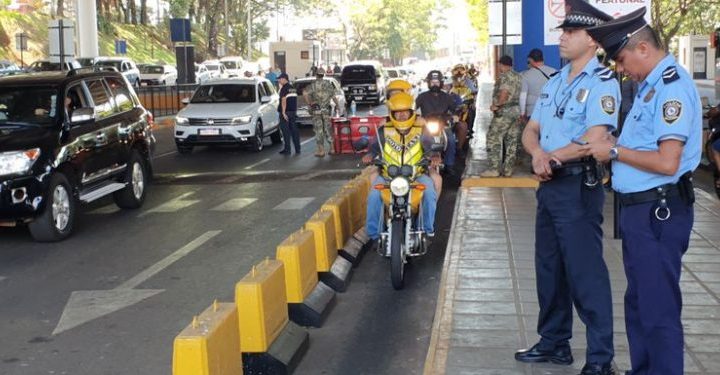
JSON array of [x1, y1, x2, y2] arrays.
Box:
[[174, 78, 282, 154]]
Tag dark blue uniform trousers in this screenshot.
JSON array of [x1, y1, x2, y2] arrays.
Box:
[[535, 175, 614, 365], [620, 198, 693, 375]]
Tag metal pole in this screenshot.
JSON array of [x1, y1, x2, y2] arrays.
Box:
[[247, 7, 252, 61], [224, 0, 229, 39], [501, 0, 507, 55], [59, 19, 65, 71]]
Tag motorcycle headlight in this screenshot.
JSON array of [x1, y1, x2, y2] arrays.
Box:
[[0, 148, 41, 177], [426, 121, 440, 135], [390, 177, 410, 196], [175, 116, 189, 126], [232, 115, 253, 125]]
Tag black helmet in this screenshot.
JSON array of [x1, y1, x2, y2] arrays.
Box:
[[426, 70, 443, 82]]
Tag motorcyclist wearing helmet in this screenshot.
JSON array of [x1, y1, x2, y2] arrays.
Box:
[[416, 70, 459, 173], [446, 78, 471, 155], [362, 92, 441, 241], [386, 79, 414, 98]]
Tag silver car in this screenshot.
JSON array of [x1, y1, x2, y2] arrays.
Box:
[[293, 76, 347, 126]]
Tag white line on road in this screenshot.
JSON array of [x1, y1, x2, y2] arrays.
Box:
[[211, 198, 258, 211], [139, 192, 200, 217], [244, 158, 270, 170], [301, 137, 315, 146], [154, 150, 178, 159], [273, 197, 315, 210], [118, 230, 222, 290]]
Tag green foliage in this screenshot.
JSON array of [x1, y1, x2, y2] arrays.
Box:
[[347, 0, 441, 63], [651, 0, 719, 47], [465, 0, 487, 45]]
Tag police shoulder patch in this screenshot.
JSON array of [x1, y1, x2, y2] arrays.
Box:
[[662, 99, 682, 124], [594, 67, 615, 81], [662, 66, 680, 84], [601, 95, 616, 115]]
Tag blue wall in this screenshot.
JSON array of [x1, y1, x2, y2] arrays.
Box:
[[512, 0, 561, 71]]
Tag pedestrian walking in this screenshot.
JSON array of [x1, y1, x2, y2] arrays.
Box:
[[303, 70, 339, 157], [277, 73, 300, 155], [517, 1, 619, 374], [583, 8, 702, 374], [481, 55, 522, 177]]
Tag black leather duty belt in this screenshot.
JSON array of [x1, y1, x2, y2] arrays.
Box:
[[617, 183, 681, 206]]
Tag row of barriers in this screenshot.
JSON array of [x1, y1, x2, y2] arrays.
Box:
[[136, 84, 198, 117], [172, 167, 375, 375]]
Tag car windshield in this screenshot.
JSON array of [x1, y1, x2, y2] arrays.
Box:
[[141, 65, 165, 74], [294, 81, 312, 95], [341, 65, 376, 80], [30, 61, 62, 71], [191, 84, 255, 103], [195, 65, 203, 72], [206, 65, 220, 71], [222, 61, 238, 69], [387, 70, 399, 78], [0, 86, 60, 126], [77, 58, 94, 67], [96, 61, 122, 70]]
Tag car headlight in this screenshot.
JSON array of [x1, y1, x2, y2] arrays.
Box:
[[426, 121, 440, 135], [390, 177, 410, 196], [368, 84, 377, 91], [342, 87, 349, 91], [232, 115, 253, 125], [176, 116, 189, 126], [0, 148, 41, 176]]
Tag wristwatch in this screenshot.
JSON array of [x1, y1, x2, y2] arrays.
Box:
[[609, 146, 619, 161]]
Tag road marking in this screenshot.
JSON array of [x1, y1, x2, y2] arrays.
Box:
[[88, 205, 121, 215], [273, 197, 315, 210], [211, 198, 258, 211], [118, 230, 222, 289], [293, 171, 324, 181], [244, 158, 270, 170], [301, 137, 315, 146], [53, 230, 222, 335], [154, 150, 178, 159], [140, 192, 200, 217]]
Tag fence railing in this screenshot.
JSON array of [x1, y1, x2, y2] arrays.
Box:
[[136, 83, 199, 117]]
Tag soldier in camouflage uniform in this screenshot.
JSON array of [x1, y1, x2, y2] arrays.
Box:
[[304, 71, 340, 157], [482, 55, 522, 177]]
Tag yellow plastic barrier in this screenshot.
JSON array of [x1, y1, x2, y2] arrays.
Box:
[[173, 301, 242, 375], [276, 230, 318, 304], [304, 210, 338, 273], [342, 183, 364, 234], [235, 259, 288, 353], [321, 194, 352, 250]]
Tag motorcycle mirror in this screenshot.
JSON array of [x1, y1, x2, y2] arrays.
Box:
[[430, 143, 444, 152]]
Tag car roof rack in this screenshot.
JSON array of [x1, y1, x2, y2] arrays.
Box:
[[66, 66, 119, 77]]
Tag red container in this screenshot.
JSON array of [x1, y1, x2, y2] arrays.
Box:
[[332, 117, 354, 154], [332, 115, 386, 154]]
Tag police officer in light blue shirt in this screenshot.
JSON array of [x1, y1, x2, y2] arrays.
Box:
[[584, 8, 701, 375], [517, 1, 619, 374]]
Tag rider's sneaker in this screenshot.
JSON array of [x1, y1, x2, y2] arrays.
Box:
[[427, 232, 435, 238], [481, 169, 500, 177]]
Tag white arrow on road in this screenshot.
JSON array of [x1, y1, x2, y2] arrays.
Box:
[[52, 230, 222, 336]]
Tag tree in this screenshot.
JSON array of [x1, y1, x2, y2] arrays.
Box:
[[646, 0, 719, 48], [465, 0, 487, 45]]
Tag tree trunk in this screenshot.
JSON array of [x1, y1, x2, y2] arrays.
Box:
[[140, 0, 147, 25], [129, 0, 138, 24], [56, 0, 65, 18]]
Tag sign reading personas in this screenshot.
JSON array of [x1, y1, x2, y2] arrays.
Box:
[[544, 0, 653, 46]]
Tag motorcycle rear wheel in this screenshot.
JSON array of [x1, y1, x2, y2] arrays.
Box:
[[390, 220, 405, 290]]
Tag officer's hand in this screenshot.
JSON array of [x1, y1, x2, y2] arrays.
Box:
[[581, 139, 614, 163], [531, 152, 561, 181], [430, 155, 442, 168], [362, 154, 374, 165]]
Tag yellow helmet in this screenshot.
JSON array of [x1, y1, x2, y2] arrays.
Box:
[[386, 79, 412, 93], [386, 92, 416, 131], [452, 64, 466, 78]]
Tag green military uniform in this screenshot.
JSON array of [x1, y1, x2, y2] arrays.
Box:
[[487, 69, 522, 175], [306, 78, 336, 154]]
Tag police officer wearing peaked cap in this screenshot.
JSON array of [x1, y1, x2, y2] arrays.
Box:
[[518, 1, 619, 374], [583, 7, 702, 375]]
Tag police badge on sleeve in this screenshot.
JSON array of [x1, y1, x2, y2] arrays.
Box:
[[662, 100, 682, 124], [600, 96, 615, 115]]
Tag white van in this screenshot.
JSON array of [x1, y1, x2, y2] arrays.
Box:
[[220, 56, 246, 78]]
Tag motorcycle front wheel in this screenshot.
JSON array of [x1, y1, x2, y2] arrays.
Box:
[[390, 219, 405, 290]]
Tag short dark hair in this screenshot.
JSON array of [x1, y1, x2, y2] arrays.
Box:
[[626, 26, 664, 52], [528, 49, 544, 63], [499, 55, 513, 67]]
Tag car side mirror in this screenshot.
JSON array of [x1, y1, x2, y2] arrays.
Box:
[[70, 107, 95, 125], [181, 97, 190, 105], [260, 95, 271, 104]]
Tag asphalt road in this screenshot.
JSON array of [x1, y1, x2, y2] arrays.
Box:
[[0, 103, 459, 375]]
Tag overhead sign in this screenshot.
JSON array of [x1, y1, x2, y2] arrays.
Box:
[[170, 18, 192, 42], [488, 0, 523, 45], [544, 0, 652, 45], [114, 39, 127, 55], [15, 32, 28, 51]]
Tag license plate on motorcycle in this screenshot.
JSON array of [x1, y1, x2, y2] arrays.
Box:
[[198, 128, 220, 136]]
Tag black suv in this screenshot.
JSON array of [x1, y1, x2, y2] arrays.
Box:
[[340, 62, 386, 105], [0, 71, 155, 241]]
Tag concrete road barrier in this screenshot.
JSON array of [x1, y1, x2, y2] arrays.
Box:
[[276, 230, 336, 328], [305, 210, 353, 292], [172, 301, 242, 375], [321, 195, 352, 255], [235, 259, 308, 374]]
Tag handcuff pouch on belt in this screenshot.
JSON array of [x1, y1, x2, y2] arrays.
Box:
[[548, 157, 603, 188]]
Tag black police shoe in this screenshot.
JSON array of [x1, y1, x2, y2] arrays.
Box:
[[579, 362, 616, 375], [514, 343, 573, 365]]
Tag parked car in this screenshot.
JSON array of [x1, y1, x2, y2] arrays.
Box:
[[220, 56, 246, 78], [340, 61, 386, 105], [0, 60, 22, 76], [139, 64, 177, 86], [76, 57, 99, 67], [174, 77, 281, 154], [0, 70, 155, 241], [195, 63, 211, 84], [293, 76, 346, 126], [202, 60, 227, 80], [28, 59, 82, 72], [94, 57, 141, 88]]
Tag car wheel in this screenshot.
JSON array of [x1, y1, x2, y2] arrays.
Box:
[[28, 173, 76, 242], [113, 151, 148, 209], [177, 144, 193, 154], [251, 122, 264, 152], [270, 127, 282, 144]]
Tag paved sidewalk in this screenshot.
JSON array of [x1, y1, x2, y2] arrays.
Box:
[[424, 82, 720, 374]]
